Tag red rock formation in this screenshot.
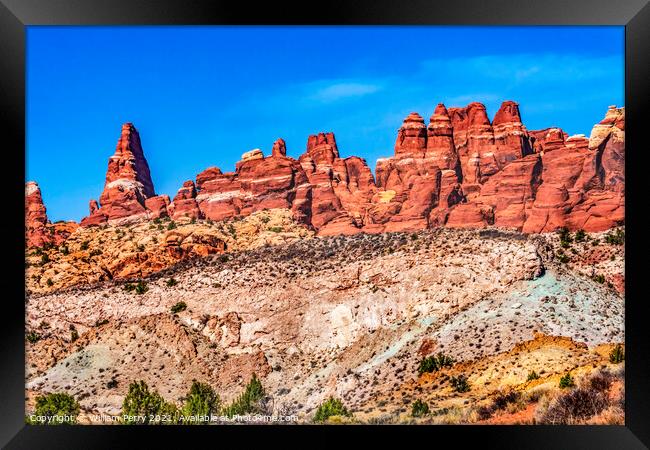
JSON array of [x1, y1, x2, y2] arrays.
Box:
[[394, 112, 427, 158], [169, 181, 201, 220], [81, 123, 167, 226], [298, 133, 347, 230], [589, 106, 625, 190], [195, 143, 312, 225], [318, 156, 377, 235], [145, 195, 171, 219], [25, 181, 79, 248], [89, 200, 99, 215], [447, 154, 542, 229], [492, 101, 532, 164], [426, 104, 459, 171], [71, 103, 624, 236], [272, 138, 287, 157], [25, 181, 51, 247], [529, 128, 567, 154]]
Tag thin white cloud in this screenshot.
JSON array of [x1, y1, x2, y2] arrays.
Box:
[[223, 77, 386, 116], [309, 81, 383, 103], [420, 53, 621, 84]]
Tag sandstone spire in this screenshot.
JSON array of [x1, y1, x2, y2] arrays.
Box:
[[272, 138, 287, 157], [426, 103, 459, 171], [394, 112, 427, 158], [25, 181, 50, 247], [81, 123, 160, 225]]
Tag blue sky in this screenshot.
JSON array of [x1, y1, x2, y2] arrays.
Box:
[[26, 26, 624, 222]]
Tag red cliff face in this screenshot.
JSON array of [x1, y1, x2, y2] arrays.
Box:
[[69, 102, 624, 238], [25, 181, 78, 248], [195, 142, 312, 225], [426, 104, 459, 171], [169, 181, 201, 220], [394, 112, 427, 158], [81, 123, 170, 226], [25, 181, 50, 247], [271, 138, 287, 158]]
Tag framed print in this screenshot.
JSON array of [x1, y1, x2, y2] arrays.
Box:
[[1, 0, 649, 448]]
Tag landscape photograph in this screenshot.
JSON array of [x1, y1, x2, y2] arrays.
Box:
[[24, 26, 625, 425]]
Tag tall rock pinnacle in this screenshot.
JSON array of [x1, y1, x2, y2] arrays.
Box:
[[81, 123, 161, 226], [25, 181, 49, 247], [25, 181, 79, 248]]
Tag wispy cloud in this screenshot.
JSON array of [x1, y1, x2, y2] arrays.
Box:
[[309, 81, 383, 103], [223, 77, 386, 116], [420, 53, 621, 85]]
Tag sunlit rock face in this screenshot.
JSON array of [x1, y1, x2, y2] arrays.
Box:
[[69, 103, 623, 237]]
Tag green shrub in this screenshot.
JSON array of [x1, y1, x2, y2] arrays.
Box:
[[609, 344, 625, 364], [46, 278, 54, 287], [604, 228, 625, 245], [228, 224, 236, 236], [268, 226, 283, 233], [136, 244, 145, 252], [190, 217, 196, 224], [135, 280, 148, 295], [124, 281, 148, 294], [313, 397, 351, 423], [70, 330, 79, 342], [557, 227, 573, 247], [556, 252, 570, 264], [166, 278, 178, 287], [411, 399, 429, 417], [95, 319, 109, 327], [30, 392, 80, 425], [40, 253, 50, 265], [592, 274, 606, 284], [59, 245, 69, 255], [167, 221, 177, 230], [153, 217, 162, 225], [574, 229, 586, 242], [527, 370, 540, 381], [80, 241, 90, 250], [170, 301, 187, 314], [121, 380, 178, 424], [417, 353, 455, 375], [450, 375, 470, 393], [26, 331, 41, 343], [559, 373, 575, 389], [182, 381, 220, 424], [90, 249, 102, 256], [260, 215, 270, 224], [222, 373, 266, 417]]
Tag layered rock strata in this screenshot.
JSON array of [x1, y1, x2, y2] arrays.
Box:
[[27, 101, 623, 248]]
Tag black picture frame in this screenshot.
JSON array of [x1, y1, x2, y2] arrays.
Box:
[[2, 0, 648, 448]]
